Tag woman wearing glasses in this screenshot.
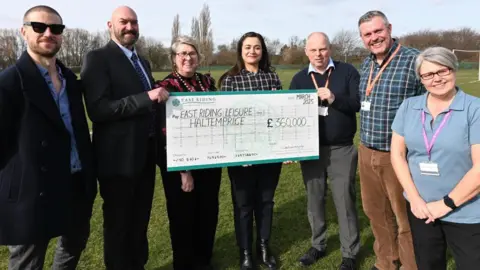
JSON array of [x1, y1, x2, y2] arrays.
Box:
[[391, 46, 480, 270], [218, 32, 283, 270], [155, 36, 222, 270]]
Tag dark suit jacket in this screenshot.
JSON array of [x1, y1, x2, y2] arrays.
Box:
[[81, 40, 156, 179], [0, 52, 97, 245]]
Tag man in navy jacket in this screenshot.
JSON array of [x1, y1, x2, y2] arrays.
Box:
[[289, 32, 361, 270], [0, 5, 96, 269]]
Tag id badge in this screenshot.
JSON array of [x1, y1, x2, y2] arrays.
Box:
[[419, 161, 440, 176], [318, 106, 329, 116], [361, 101, 371, 111]]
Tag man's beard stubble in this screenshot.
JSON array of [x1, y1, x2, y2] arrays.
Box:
[[32, 38, 61, 58]]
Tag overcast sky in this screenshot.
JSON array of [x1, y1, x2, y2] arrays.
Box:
[[1, 0, 479, 46]]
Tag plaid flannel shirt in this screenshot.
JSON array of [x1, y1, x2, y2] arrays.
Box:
[[359, 40, 426, 151], [220, 69, 283, 91]]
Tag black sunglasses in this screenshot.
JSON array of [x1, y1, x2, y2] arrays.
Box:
[[23, 22, 65, 35]]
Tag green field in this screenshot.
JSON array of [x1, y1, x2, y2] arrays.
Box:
[[1, 69, 479, 270]]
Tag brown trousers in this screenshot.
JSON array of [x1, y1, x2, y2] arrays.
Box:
[[358, 144, 417, 270]]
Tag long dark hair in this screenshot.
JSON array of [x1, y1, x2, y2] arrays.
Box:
[[218, 31, 275, 88]]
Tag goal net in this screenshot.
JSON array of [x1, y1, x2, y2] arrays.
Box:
[[452, 49, 480, 81]]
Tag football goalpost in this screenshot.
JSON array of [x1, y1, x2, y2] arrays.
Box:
[[452, 49, 480, 81]]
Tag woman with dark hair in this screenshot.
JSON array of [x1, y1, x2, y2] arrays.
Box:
[[218, 31, 283, 270], [155, 36, 222, 270]]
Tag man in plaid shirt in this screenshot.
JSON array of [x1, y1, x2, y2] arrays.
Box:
[[357, 10, 425, 270]]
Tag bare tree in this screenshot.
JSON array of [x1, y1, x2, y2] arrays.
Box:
[[0, 29, 25, 69], [331, 29, 360, 62], [190, 17, 200, 44], [171, 14, 180, 44], [229, 38, 238, 51], [197, 3, 214, 67], [399, 30, 443, 50], [142, 37, 169, 70], [57, 28, 92, 67], [264, 37, 282, 56]]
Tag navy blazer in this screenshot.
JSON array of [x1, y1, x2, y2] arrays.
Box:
[[0, 51, 97, 245]]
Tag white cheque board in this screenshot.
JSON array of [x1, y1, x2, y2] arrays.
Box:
[[165, 90, 319, 171]]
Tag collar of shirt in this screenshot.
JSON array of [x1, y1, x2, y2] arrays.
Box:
[[413, 87, 466, 113], [308, 58, 335, 74], [36, 63, 64, 81], [369, 38, 400, 66], [240, 68, 265, 76], [114, 40, 138, 59]]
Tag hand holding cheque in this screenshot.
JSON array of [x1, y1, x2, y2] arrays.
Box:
[[148, 87, 170, 102]]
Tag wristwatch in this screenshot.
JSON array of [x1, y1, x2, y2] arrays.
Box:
[[443, 195, 457, 210]]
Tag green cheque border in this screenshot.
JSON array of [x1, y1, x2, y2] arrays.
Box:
[[167, 89, 319, 171], [169, 89, 316, 96], [167, 155, 319, 171]]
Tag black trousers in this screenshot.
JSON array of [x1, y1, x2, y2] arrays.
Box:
[[158, 151, 222, 270], [99, 139, 157, 270], [407, 203, 480, 270], [228, 163, 282, 250]]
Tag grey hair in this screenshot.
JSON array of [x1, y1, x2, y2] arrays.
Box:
[[358, 10, 390, 27], [415, 47, 459, 79], [306, 32, 331, 48]]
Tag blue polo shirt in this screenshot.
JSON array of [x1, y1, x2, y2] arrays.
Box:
[[392, 88, 480, 223]]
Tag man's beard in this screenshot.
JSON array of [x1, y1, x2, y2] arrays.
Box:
[[116, 29, 139, 47], [31, 39, 61, 58]]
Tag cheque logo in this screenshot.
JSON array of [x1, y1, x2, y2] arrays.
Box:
[[172, 98, 181, 107], [182, 97, 216, 104]]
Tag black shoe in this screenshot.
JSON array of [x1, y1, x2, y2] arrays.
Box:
[[298, 247, 325, 266], [257, 239, 277, 269], [339, 258, 356, 270], [240, 249, 253, 270]]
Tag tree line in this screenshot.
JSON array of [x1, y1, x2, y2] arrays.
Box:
[[1, 4, 479, 71]]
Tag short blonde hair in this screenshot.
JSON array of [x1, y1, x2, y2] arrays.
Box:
[[170, 36, 202, 71]]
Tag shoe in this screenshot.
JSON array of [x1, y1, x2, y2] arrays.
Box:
[[257, 239, 277, 269], [240, 249, 253, 270], [339, 258, 356, 270], [298, 247, 326, 266]]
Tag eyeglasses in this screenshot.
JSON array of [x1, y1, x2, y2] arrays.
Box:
[[23, 22, 65, 35], [176, 51, 198, 58], [419, 68, 452, 80]]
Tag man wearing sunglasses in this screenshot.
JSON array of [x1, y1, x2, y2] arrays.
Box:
[[81, 5, 169, 270], [0, 5, 96, 270]]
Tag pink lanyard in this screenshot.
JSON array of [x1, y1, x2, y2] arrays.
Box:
[[422, 110, 452, 160]]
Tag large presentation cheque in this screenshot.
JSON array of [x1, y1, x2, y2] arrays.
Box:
[[165, 90, 319, 171]]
